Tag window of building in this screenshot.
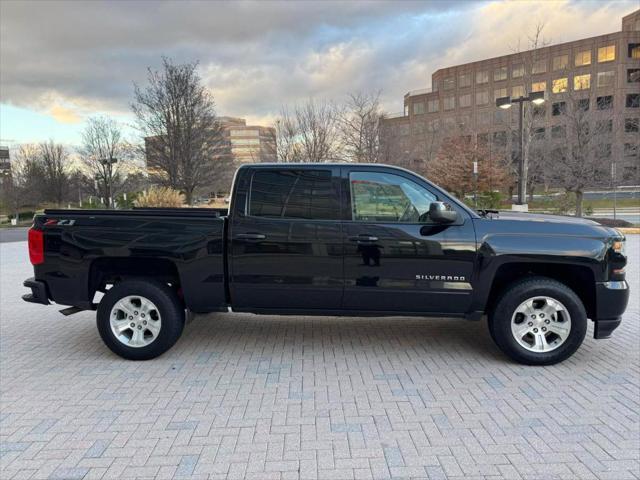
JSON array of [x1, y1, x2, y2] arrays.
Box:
[[413, 102, 425, 115], [476, 111, 491, 126], [443, 77, 455, 90], [459, 72, 472, 88], [427, 99, 439, 113], [575, 50, 591, 66], [533, 104, 546, 118], [531, 81, 546, 92], [349, 171, 436, 223], [512, 64, 524, 78], [476, 70, 489, 84], [624, 143, 639, 158], [494, 109, 508, 124], [459, 93, 472, 108], [552, 78, 568, 93], [493, 131, 507, 147], [625, 118, 639, 132], [512, 85, 525, 98], [628, 69, 640, 83], [494, 66, 508, 82], [596, 119, 613, 133], [249, 169, 338, 220], [443, 117, 456, 129], [629, 43, 640, 59], [551, 125, 566, 139], [428, 119, 440, 131], [597, 71, 615, 87], [413, 122, 425, 135], [231, 138, 260, 146], [459, 114, 471, 128], [230, 129, 260, 137], [533, 127, 545, 141], [596, 143, 612, 159], [573, 73, 591, 90], [532, 58, 547, 74], [552, 101, 566, 116], [576, 98, 590, 111], [597, 95, 614, 110], [476, 90, 489, 105], [597, 45, 615, 62], [553, 54, 569, 71], [443, 96, 455, 110], [494, 87, 507, 100], [627, 94, 640, 108]]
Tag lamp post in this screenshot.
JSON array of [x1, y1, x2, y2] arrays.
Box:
[[496, 91, 545, 211]]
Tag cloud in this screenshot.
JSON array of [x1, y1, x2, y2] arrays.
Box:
[[48, 104, 82, 124], [1, 0, 637, 144]]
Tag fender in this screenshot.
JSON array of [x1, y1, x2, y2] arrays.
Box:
[[470, 232, 608, 314]]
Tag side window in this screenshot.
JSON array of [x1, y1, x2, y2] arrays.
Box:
[[349, 171, 437, 223], [249, 169, 338, 220]]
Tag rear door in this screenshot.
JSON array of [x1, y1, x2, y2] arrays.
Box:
[[229, 166, 344, 311], [342, 167, 477, 314]]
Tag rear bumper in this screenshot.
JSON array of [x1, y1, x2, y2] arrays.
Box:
[[22, 277, 50, 305], [593, 280, 629, 339]]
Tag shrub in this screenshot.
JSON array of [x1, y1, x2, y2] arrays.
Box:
[[8, 211, 35, 221], [588, 217, 633, 228], [134, 187, 185, 208]]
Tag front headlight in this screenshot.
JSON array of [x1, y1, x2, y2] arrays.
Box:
[[612, 240, 626, 256]]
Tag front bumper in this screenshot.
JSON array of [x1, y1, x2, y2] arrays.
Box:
[[593, 280, 629, 339], [22, 277, 50, 305]]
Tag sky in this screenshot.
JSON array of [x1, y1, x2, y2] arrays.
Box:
[[0, 0, 637, 146]]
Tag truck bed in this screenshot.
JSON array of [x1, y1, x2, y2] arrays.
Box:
[[33, 208, 228, 313]]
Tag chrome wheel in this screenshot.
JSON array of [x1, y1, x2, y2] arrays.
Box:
[[109, 295, 161, 348], [511, 296, 571, 353]]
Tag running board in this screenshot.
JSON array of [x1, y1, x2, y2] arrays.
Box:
[[59, 306, 84, 316]]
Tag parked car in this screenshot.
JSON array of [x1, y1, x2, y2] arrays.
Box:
[[23, 163, 629, 364]]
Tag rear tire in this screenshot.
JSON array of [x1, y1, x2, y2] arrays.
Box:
[[97, 280, 184, 360], [489, 277, 587, 365]]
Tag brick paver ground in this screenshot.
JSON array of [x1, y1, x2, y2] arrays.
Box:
[[1, 237, 638, 480]]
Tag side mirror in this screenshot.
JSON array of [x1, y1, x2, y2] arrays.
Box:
[[428, 201, 458, 224]]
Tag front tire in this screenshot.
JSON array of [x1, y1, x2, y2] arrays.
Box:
[[489, 277, 587, 365], [97, 280, 185, 360]]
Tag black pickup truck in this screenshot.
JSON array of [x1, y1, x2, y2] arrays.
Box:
[[23, 163, 629, 365]]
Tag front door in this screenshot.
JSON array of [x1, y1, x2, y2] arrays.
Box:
[[229, 167, 344, 311], [342, 168, 477, 315]]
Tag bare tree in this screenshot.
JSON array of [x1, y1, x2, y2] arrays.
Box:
[[131, 57, 226, 204], [274, 99, 342, 163], [79, 116, 133, 208], [274, 109, 303, 162], [545, 91, 614, 216], [39, 140, 69, 206], [0, 145, 43, 219], [340, 91, 383, 163]]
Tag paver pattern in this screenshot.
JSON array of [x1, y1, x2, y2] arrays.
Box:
[[1, 237, 639, 480]]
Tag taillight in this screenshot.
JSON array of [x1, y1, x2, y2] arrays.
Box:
[[28, 228, 44, 265]]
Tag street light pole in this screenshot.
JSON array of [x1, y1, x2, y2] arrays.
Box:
[[496, 91, 545, 211], [517, 98, 525, 205]]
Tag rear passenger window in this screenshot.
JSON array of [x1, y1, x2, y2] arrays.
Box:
[[249, 170, 338, 220]]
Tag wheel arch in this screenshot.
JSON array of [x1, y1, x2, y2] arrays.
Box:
[[89, 257, 183, 306], [484, 262, 596, 320]]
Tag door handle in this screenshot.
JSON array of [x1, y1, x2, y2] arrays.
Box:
[[235, 233, 266, 241], [349, 235, 379, 242]]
